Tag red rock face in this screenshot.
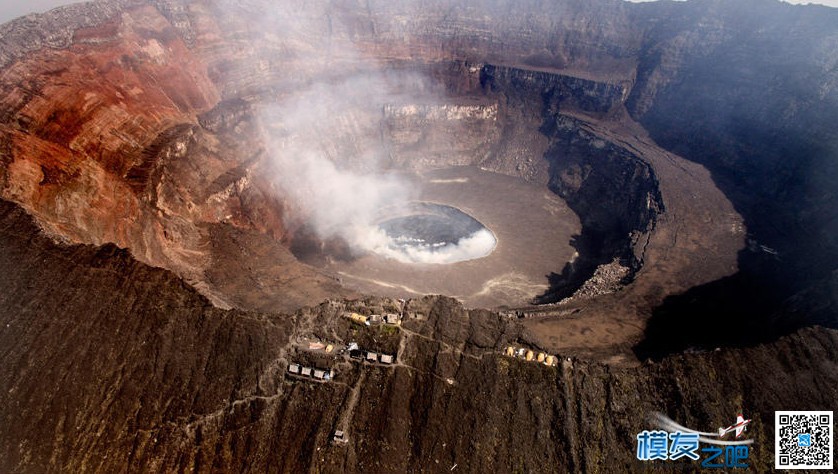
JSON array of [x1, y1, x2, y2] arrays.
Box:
[[0, 5, 331, 309], [1, 6, 215, 241]]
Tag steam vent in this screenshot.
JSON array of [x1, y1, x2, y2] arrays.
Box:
[[0, 0, 836, 472]]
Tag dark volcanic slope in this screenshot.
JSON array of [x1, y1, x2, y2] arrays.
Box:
[[1, 197, 836, 472], [623, 0, 838, 353], [0, 199, 295, 471], [629, 0, 838, 287]]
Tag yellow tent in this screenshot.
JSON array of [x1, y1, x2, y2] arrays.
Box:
[[346, 312, 369, 325]]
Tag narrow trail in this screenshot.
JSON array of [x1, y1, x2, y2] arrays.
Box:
[[398, 326, 486, 361], [335, 370, 367, 434]]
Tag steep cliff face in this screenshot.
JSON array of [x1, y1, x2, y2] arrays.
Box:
[[481, 64, 630, 117], [472, 64, 663, 300], [0, 198, 835, 473], [0, 3, 224, 290], [540, 115, 663, 300], [615, 0, 838, 351]]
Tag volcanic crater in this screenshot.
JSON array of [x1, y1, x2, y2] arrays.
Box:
[[1, 0, 837, 472], [0, 0, 749, 349]]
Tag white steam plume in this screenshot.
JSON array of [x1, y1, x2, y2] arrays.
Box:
[[368, 228, 497, 264], [260, 78, 418, 251], [253, 1, 495, 264]]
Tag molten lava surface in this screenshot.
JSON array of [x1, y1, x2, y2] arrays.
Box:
[[374, 202, 497, 264]]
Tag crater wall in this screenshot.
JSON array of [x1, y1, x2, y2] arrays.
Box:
[[0, 0, 833, 338], [0, 0, 672, 312]]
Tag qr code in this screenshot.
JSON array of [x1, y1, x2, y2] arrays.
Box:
[[776, 411, 833, 469]]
